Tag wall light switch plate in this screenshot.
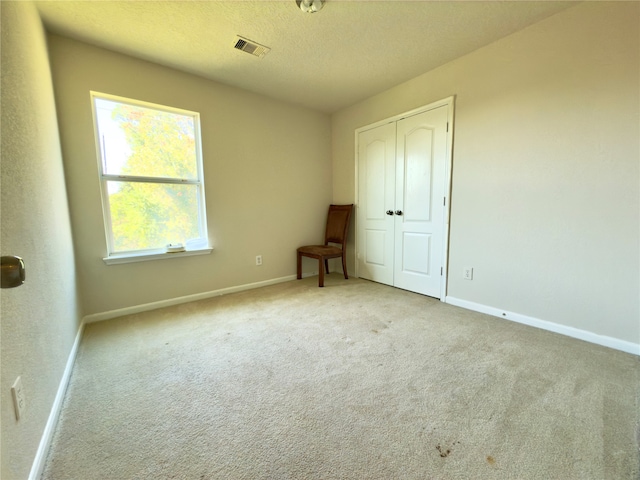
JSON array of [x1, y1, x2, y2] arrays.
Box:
[[11, 376, 26, 420], [463, 267, 473, 280]]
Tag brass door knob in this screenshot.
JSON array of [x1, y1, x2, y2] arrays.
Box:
[[1, 256, 25, 288]]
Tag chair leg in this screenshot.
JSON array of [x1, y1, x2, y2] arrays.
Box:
[[324, 259, 329, 274], [342, 254, 348, 279], [318, 258, 324, 287], [297, 252, 302, 280]]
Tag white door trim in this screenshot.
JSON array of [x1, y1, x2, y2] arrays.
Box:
[[354, 96, 455, 301]]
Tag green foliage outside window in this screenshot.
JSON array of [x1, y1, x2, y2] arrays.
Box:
[[96, 99, 204, 253]]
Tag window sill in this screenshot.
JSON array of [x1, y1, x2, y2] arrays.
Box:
[[103, 247, 213, 265]]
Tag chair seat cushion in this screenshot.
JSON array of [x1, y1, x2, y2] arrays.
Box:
[[297, 245, 343, 257]]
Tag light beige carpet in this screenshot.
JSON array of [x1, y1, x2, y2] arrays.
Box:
[[42, 275, 639, 479]]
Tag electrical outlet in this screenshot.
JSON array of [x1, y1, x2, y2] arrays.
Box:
[[256, 255, 263, 266], [11, 376, 25, 421], [463, 267, 473, 280]]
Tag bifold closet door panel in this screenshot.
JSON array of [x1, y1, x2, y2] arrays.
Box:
[[393, 106, 448, 297], [357, 122, 395, 286]]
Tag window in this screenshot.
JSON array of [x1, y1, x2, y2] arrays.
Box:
[[91, 92, 209, 263]]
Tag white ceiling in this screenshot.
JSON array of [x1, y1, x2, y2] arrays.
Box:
[[35, 1, 576, 113]]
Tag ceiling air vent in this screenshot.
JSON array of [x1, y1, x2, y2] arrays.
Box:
[[234, 36, 271, 58]]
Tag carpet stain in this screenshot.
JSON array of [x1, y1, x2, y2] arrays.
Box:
[[436, 445, 450, 457], [436, 441, 460, 458], [372, 323, 389, 334], [487, 455, 496, 465]]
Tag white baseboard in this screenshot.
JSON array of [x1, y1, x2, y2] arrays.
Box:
[[29, 319, 86, 480], [83, 274, 318, 323], [445, 296, 639, 356]]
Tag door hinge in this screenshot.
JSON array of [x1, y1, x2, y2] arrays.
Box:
[[443, 197, 446, 206], [446, 122, 449, 132], [441, 267, 443, 276]]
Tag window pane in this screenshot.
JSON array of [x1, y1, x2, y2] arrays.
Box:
[[108, 181, 202, 252], [95, 98, 198, 179]]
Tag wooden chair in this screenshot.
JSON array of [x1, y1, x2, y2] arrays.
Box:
[[297, 204, 354, 287]]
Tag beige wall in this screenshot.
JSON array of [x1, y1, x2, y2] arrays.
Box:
[[0, 3, 82, 479], [48, 35, 332, 316], [332, 2, 639, 344]]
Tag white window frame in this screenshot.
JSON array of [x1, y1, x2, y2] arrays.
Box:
[[91, 92, 211, 265]]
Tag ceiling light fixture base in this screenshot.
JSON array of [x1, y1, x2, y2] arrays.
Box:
[[296, 0, 323, 13]]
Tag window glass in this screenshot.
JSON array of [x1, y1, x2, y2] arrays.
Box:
[[94, 98, 198, 179], [92, 93, 208, 256], [106, 181, 201, 252]]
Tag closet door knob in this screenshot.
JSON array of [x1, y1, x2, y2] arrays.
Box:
[[395, 210, 403, 216], [386, 210, 394, 216]]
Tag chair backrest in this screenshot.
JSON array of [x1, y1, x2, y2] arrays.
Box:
[[324, 204, 353, 248]]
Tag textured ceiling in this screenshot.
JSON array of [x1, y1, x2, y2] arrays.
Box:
[[35, 1, 576, 113]]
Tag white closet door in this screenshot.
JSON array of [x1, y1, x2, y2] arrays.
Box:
[[357, 122, 396, 286], [393, 106, 448, 297]]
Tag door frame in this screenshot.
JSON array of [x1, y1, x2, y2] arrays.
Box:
[[354, 96, 455, 301]]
